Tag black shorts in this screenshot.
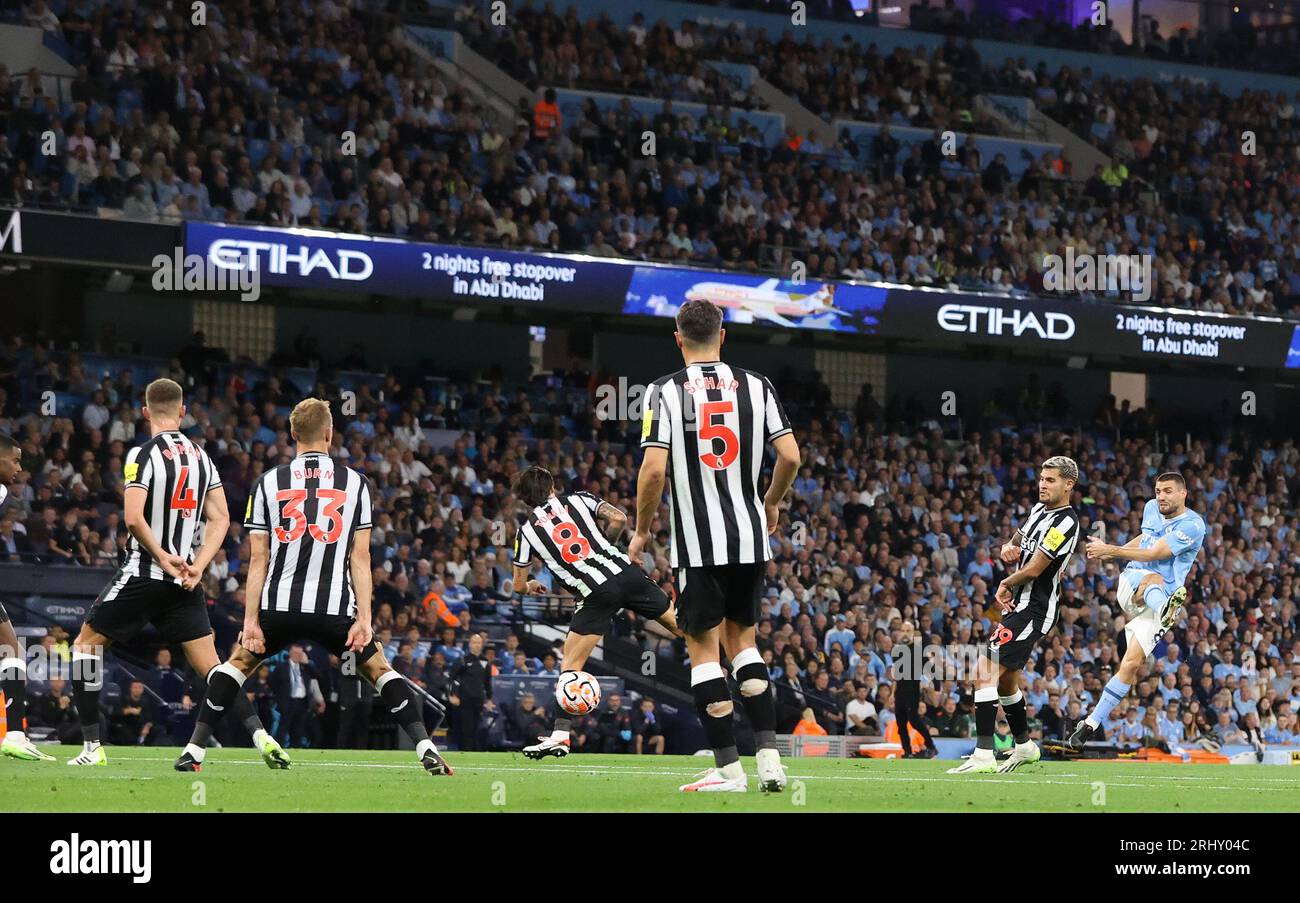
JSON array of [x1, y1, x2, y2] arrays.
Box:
[[676, 562, 763, 636], [569, 567, 672, 636], [983, 607, 1054, 672], [87, 570, 212, 645], [253, 611, 381, 664]]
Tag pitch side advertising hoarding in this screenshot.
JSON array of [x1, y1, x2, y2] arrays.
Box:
[[183, 221, 630, 311], [181, 221, 1300, 369], [0, 207, 179, 270]]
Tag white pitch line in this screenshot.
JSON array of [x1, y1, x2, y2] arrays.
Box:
[[100, 754, 1295, 793]]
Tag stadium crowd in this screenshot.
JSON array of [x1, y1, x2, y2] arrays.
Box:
[[0, 333, 1296, 755], [695, 0, 1300, 77], [2, 1, 1300, 317]]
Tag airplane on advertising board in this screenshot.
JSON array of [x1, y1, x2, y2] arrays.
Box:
[[684, 278, 847, 327]]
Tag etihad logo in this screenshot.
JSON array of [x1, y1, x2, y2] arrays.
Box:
[[0, 209, 20, 254], [45, 605, 86, 615], [937, 303, 1076, 341], [207, 239, 373, 281]]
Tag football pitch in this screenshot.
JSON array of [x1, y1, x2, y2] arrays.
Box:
[[4, 746, 1300, 812]]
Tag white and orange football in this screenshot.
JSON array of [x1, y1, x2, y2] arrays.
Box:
[[555, 670, 601, 715]]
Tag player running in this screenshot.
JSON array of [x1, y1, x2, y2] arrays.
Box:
[[628, 299, 800, 793], [1064, 471, 1204, 749], [66, 379, 287, 768], [0, 431, 55, 761], [948, 456, 1081, 775], [173, 398, 452, 776], [509, 466, 680, 760]]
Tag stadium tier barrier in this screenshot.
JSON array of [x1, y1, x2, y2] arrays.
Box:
[[552, 87, 786, 146], [830, 119, 1062, 177], [705, 59, 756, 92], [492, 673, 626, 715], [406, 25, 457, 60]]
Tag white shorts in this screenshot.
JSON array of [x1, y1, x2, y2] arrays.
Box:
[[1118, 571, 1165, 657]]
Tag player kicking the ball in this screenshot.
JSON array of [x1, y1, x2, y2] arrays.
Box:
[[173, 399, 451, 776], [949, 456, 1081, 775], [1063, 472, 1204, 750], [510, 466, 680, 760]]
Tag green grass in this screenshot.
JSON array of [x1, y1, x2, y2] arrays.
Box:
[[4, 746, 1299, 812]]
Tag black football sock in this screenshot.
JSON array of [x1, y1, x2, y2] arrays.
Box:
[[190, 662, 245, 749], [376, 670, 428, 748], [974, 686, 998, 750], [691, 663, 739, 769], [0, 653, 28, 735], [71, 650, 103, 745], [1001, 690, 1029, 744], [732, 648, 777, 750], [231, 682, 267, 737]]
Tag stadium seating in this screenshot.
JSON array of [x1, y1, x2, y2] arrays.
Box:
[[1, 339, 1296, 753]]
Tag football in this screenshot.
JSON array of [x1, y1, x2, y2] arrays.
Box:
[[555, 670, 601, 715]]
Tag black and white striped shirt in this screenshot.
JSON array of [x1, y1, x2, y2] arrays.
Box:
[[122, 431, 221, 582], [1012, 502, 1081, 629], [640, 362, 792, 568], [245, 452, 372, 617], [513, 491, 631, 598]]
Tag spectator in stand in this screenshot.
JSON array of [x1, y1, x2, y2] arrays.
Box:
[[594, 693, 633, 754], [108, 680, 156, 746], [632, 697, 664, 754], [845, 683, 878, 736]]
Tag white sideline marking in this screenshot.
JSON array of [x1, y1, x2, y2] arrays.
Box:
[[99, 753, 1296, 793]]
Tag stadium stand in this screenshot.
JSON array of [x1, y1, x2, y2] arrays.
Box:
[[0, 335, 1296, 753], [0, 0, 1296, 756], [2, 1, 1300, 316]]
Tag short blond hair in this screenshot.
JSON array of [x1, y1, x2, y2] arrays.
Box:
[[290, 398, 333, 443], [144, 378, 183, 415]]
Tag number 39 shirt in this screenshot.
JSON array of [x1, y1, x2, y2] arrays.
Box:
[[640, 362, 792, 569], [245, 451, 372, 617]]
